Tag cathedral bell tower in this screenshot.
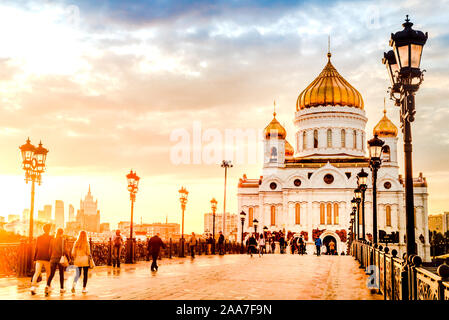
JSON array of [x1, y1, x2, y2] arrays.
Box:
[[263, 101, 295, 168], [373, 107, 399, 167]]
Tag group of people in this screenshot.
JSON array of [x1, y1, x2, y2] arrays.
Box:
[[31, 224, 94, 296], [199, 231, 225, 256], [314, 237, 337, 256]]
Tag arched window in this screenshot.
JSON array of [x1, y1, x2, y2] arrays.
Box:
[[295, 203, 300, 225], [303, 131, 307, 150], [313, 130, 318, 148], [248, 207, 253, 227], [353, 130, 357, 149], [341, 129, 346, 148], [320, 203, 325, 225], [327, 129, 332, 148], [386, 205, 391, 227], [333, 203, 339, 225], [327, 203, 332, 225], [270, 206, 276, 226], [382, 145, 391, 162]]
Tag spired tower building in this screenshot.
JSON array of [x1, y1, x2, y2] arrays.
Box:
[[76, 185, 101, 233], [237, 51, 430, 260]]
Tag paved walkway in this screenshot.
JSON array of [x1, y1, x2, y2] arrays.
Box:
[[0, 254, 381, 300]]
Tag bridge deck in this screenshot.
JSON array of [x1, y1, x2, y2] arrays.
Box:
[[0, 254, 381, 300]]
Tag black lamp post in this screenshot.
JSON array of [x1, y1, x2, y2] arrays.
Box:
[[368, 134, 385, 245], [210, 198, 217, 254], [221, 160, 233, 237], [383, 15, 427, 256], [354, 188, 362, 240], [240, 211, 246, 253], [126, 170, 140, 264], [357, 169, 368, 240], [19, 138, 48, 276], [351, 197, 358, 240], [179, 186, 189, 258], [253, 219, 259, 236]]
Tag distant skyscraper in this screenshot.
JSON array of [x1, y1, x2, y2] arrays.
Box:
[[68, 204, 75, 222], [204, 212, 237, 237], [8, 214, 20, 223], [43, 205, 52, 222], [38, 210, 45, 222], [55, 200, 64, 229]]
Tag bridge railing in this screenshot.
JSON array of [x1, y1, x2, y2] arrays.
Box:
[[0, 238, 248, 277], [351, 240, 449, 300]]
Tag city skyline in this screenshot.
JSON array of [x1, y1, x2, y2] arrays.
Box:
[[1, 1, 449, 235]]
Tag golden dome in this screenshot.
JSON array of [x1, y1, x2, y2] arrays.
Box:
[[285, 140, 294, 157], [264, 111, 286, 139], [296, 53, 364, 111], [373, 109, 398, 138]]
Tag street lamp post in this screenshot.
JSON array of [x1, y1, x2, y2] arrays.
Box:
[[179, 187, 189, 257], [351, 197, 358, 240], [354, 188, 362, 240], [210, 198, 217, 254], [19, 138, 48, 276], [20, 138, 49, 242], [240, 211, 246, 254], [221, 160, 233, 237], [368, 134, 385, 245], [383, 16, 427, 256], [126, 170, 140, 264], [253, 219, 259, 236], [357, 169, 368, 240]]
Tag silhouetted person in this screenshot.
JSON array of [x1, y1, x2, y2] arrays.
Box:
[[148, 233, 166, 271], [218, 231, 225, 255], [31, 223, 53, 295], [189, 232, 197, 258], [46, 228, 69, 295], [248, 234, 257, 257], [112, 230, 123, 268]]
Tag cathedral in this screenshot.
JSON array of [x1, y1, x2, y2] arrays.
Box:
[[237, 51, 430, 260]]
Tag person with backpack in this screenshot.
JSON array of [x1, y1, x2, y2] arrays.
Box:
[[31, 223, 53, 295], [46, 228, 69, 295], [248, 234, 257, 258], [112, 230, 123, 268]]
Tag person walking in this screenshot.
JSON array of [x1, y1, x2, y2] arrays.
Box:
[[46, 228, 69, 295], [218, 231, 225, 255], [206, 235, 213, 255], [315, 237, 322, 256], [31, 224, 53, 295], [248, 234, 257, 258], [71, 230, 92, 294], [270, 237, 275, 254], [148, 233, 166, 271], [189, 232, 197, 258], [258, 234, 265, 257], [298, 236, 305, 255], [112, 230, 123, 268], [329, 240, 336, 255]]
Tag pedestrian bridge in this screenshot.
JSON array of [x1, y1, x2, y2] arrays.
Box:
[[0, 254, 381, 300]]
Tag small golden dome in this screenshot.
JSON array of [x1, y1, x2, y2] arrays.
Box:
[[264, 111, 287, 139], [296, 53, 364, 110], [373, 109, 398, 137], [285, 140, 294, 157]]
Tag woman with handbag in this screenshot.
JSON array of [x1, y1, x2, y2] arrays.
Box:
[[71, 230, 92, 294], [46, 228, 69, 294]]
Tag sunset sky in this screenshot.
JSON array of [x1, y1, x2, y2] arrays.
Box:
[[1, 0, 448, 233]]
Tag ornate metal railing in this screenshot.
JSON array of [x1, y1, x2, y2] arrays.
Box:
[[351, 240, 449, 300], [0, 238, 247, 277], [0, 243, 20, 276]]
